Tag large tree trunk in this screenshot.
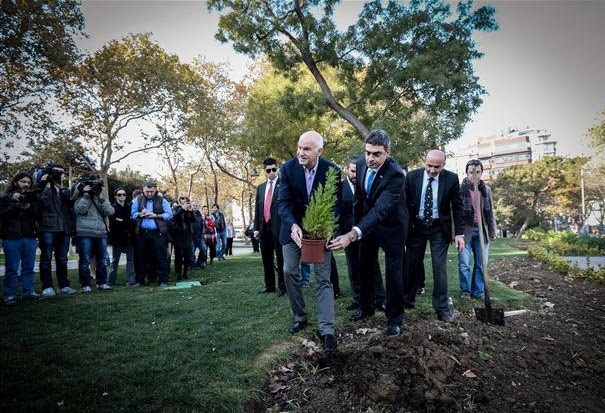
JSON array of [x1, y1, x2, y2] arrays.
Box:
[[517, 215, 533, 239]]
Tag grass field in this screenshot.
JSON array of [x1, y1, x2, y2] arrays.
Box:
[[0, 238, 530, 412]]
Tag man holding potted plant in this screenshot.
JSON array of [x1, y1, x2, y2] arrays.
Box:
[[277, 130, 341, 352], [329, 129, 408, 338]]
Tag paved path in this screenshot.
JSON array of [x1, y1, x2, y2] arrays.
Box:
[[563, 256, 605, 270], [0, 240, 256, 276]]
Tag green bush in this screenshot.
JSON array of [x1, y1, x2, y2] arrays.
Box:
[[525, 230, 605, 255], [302, 166, 338, 240], [528, 244, 605, 283]]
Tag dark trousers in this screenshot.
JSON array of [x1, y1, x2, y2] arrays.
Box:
[[135, 230, 168, 284], [330, 254, 340, 295], [259, 226, 285, 292], [404, 224, 450, 313], [174, 244, 192, 278], [345, 242, 385, 306], [359, 233, 405, 326], [226, 237, 234, 255], [38, 231, 71, 289]]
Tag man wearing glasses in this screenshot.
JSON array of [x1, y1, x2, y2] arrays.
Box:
[[253, 157, 286, 296], [108, 188, 135, 286]]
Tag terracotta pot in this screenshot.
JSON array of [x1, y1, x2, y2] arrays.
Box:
[[300, 238, 327, 263]]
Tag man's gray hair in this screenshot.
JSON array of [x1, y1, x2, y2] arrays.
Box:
[[365, 129, 390, 151]]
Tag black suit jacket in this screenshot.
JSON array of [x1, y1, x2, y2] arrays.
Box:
[[339, 178, 355, 233], [405, 168, 464, 240], [277, 157, 341, 246], [254, 178, 281, 237], [353, 157, 408, 245]]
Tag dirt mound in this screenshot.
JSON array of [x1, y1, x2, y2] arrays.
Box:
[[252, 257, 605, 412]]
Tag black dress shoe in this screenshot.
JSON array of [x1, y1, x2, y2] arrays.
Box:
[[289, 320, 308, 334], [346, 302, 360, 311], [437, 311, 454, 323], [334, 292, 341, 299], [259, 288, 276, 294], [276, 289, 287, 297], [385, 324, 401, 338], [375, 302, 386, 312], [322, 334, 337, 352], [348, 309, 375, 322]]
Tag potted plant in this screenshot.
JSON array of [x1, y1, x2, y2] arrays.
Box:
[[301, 167, 338, 263]]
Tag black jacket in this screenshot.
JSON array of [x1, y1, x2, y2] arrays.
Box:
[[109, 202, 133, 248], [0, 192, 38, 239], [37, 186, 75, 234], [405, 168, 464, 240], [254, 178, 281, 237]]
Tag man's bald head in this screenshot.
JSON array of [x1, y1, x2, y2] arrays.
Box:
[[297, 130, 324, 169], [424, 150, 446, 178]]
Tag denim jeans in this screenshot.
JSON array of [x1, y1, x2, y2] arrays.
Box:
[[216, 231, 227, 259], [458, 227, 489, 298], [300, 263, 311, 284], [77, 236, 109, 287], [2, 238, 38, 297], [192, 237, 207, 265], [39, 231, 71, 289], [108, 244, 135, 285]]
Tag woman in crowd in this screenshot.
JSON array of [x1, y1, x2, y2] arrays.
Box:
[[225, 218, 235, 256], [201, 205, 216, 265]]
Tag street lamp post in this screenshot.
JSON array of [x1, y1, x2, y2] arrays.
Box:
[[581, 167, 586, 222]]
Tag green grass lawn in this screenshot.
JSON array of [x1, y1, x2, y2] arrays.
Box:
[[0, 238, 531, 412]]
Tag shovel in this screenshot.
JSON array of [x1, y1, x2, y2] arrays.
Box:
[[468, 166, 505, 326]]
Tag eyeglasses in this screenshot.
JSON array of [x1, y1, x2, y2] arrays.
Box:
[[116, 193, 126, 196], [265, 167, 277, 173]]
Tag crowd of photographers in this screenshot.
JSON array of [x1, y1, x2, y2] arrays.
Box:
[[0, 166, 233, 304]]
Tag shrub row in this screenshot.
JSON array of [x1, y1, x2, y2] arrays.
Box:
[[528, 244, 605, 284], [523, 229, 605, 256]]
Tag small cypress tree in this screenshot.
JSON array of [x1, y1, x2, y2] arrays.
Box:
[[302, 167, 338, 240]]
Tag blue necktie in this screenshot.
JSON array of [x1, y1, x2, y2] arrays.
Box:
[[366, 169, 376, 197]]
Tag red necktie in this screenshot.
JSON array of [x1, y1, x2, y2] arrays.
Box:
[[264, 180, 273, 223]]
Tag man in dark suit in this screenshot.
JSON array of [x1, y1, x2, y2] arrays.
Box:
[[278, 130, 341, 352], [340, 155, 386, 312], [253, 157, 286, 296], [329, 130, 408, 337], [404, 150, 465, 323]]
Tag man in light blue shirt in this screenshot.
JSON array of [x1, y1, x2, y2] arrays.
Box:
[[131, 182, 172, 287]]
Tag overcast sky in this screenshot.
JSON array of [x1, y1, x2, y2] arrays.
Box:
[[78, 0, 605, 172]]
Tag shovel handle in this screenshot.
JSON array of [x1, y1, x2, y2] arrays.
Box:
[[470, 167, 492, 309]]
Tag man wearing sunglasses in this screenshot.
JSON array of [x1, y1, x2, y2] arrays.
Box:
[[253, 158, 286, 296]]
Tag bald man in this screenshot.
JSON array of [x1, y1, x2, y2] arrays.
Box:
[[403, 150, 465, 323], [277, 130, 342, 352]]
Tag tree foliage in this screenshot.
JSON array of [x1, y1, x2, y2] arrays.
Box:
[[491, 156, 588, 237], [588, 108, 605, 154], [58, 33, 188, 196], [209, 0, 498, 164], [240, 62, 360, 166], [1, 0, 84, 144]]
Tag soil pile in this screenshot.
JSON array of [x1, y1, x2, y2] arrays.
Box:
[[252, 257, 605, 412]]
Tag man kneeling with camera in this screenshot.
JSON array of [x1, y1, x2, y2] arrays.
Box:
[[74, 177, 114, 293]]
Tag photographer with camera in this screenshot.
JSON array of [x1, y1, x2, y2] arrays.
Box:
[[36, 164, 78, 297], [0, 173, 41, 304], [73, 177, 114, 292]]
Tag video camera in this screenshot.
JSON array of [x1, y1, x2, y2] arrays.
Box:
[[33, 164, 65, 188], [13, 189, 41, 204], [76, 177, 104, 196]]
